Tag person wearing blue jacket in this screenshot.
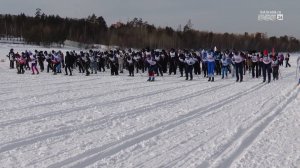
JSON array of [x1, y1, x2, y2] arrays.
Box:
[[207, 50, 215, 82], [201, 50, 208, 78]]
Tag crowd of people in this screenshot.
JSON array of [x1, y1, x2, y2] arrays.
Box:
[[6, 48, 292, 83]]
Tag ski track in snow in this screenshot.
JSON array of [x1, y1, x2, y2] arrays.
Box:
[[48, 82, 267, 168], [0, 44, 299, 168]]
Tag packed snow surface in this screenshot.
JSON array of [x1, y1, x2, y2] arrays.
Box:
[[0, 44, 299, 168]]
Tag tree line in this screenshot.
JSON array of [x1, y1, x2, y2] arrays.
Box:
[[0, 12, 299, 52]]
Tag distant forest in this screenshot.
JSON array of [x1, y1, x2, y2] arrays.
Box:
[[0, 9, 300, 52]]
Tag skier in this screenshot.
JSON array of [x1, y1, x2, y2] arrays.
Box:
[[83, 52, 91, 76], [89, 50, 97, 74], [207, 50, 215, 82], [258, 53, 263, 77], [184, 52, 195, 80], [133, 52, 144, 74], [30, 52, 39, 75], [178, 51, 185, 77], [221, 54, 229, 79], [262, 50, 272, 83], [17, 53, 26, 74], [285, 53, 291, 68], [169, 49, 177, 75], [233, 51, 244, 82], [108, 51, 118, 76], [201, 50, 208, 78], [76, 52, 85, 73], [117, 50, 125, 73], [7, 48, 15, 69], [193, 52, 201, 75], [45, 52, 53, 73], [98, 52, 106, 72], [161, 50, 168, 73], [56, 51, 63, 73], [251, 53, 259, 78], [271, 56, 279, 80], [214, 51, 222, 75], [52, 51, 60, 75], [278, 53, 284, 66], [146, 54, 157, 81], [154, 52, 163, 76], [14, 52, 21, 74], [126, 54, 134, 76], [64, 51, 74, 76]]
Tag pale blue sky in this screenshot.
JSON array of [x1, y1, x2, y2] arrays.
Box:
[[0, 0, 299, 38]]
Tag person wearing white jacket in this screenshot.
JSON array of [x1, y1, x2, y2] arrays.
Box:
[[262, 50, 272, 83], [233, 51, 244, 82], [221, 54, 229, 79], [184, 53, 195, 80]]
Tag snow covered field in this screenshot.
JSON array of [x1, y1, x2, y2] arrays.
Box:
[[0, 44, 300, 168]]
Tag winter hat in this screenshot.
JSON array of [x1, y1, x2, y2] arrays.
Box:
[[263, 49, 268, 56]]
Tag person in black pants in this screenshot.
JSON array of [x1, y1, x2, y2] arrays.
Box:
[[251, 54, 259, 78], [233, 51, 244, 82], [262, 50, 272, 83], [126, 55, 134, 76], [285, 53, 291, 67], [184, 54, 195, 80], [169, 49, 177, 75], [64, 51, 74, 76], [178, 53, 185, 77]]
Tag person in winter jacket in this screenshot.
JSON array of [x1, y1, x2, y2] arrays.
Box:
[[251, 53, 259, 78], [169, 49, 177, 75], [285, 53, 291, 68], [184, 52, 195, 80], [126, 54, 135, 76], [201, 50, 208, 78], [207, 50, 215, 82], [154, 52, 163, 76], [83, 52, 91, 76], [214, 51, 222, 75], [178, 51, 186, 77], [7, 48, 15, 69], [30, 52, 39, 75], [108, 51, 118, 76], [146, 55, 157, 81], [133, 52, 144, 74], [64, 51, 74, 76], [221, 54, 229, 79], [193, 52, 201, 75], [262, 50, 272, 83], [89, 50, 97, 74], [52, 52, 60, 75], [45, 52, 53, 73], [37, 50, 45, 72], [271, 56, 279, 80], [17, 53, 26, 74], [278, 53, 284, 66], [233, 51, 244, 82], [14, 52, 21, 74], [117, 50, 125, 73], [258, 53, 263, 77]]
